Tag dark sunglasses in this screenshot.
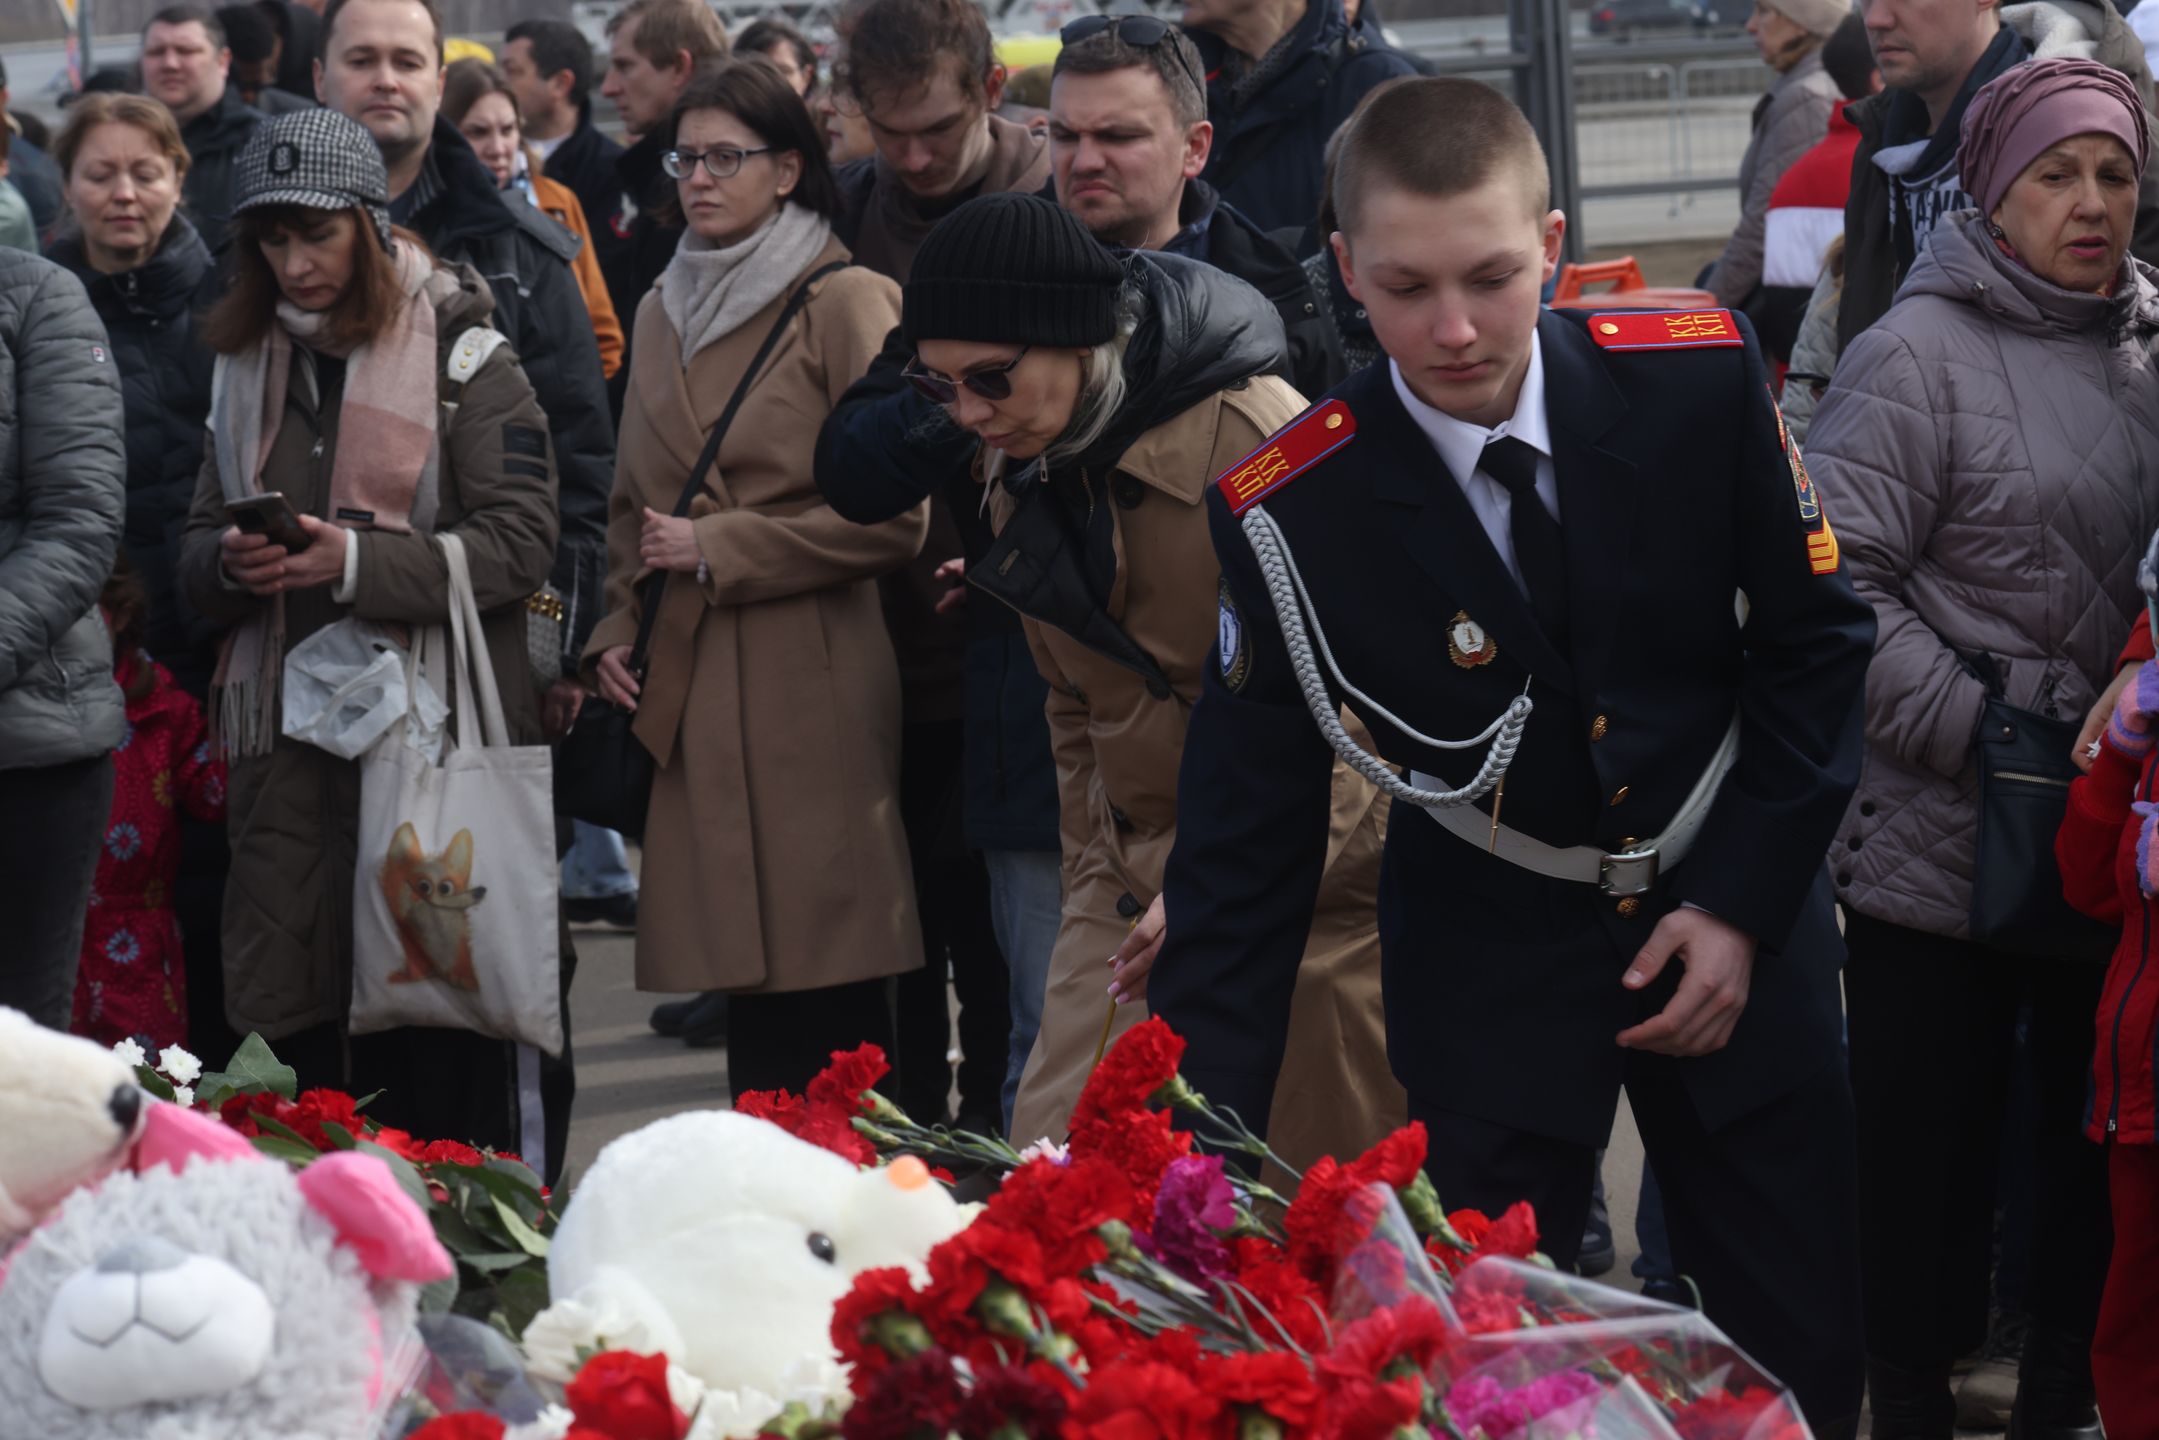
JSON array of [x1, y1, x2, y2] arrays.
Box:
[[1058, 14, 1208, 98], [904, 345, 1031, 404]]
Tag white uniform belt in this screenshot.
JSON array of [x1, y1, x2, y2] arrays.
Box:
[[1407, 716, 1741, 896]]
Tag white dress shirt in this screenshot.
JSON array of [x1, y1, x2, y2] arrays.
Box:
[[1388, 334, 1558, 594]]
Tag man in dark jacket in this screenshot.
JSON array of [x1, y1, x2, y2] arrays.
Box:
[[143, 4, 266, 253], [218, 4, 315, 113], [594, 0, 727, 360], [255, 0, 322, 103], [316, 0, 614, 681], [504, 19, 626, 314], [1836, 0, 2159, 348], [1182, 0, 1418, 234], [1049, 17, 1341, 398]]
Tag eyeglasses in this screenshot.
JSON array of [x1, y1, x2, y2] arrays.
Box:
[[903, 346, 1032, 404], [1058, 14, 1208, 99], [661, 145, 776, 180]]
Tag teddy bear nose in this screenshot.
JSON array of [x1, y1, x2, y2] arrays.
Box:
[[109, 1082, 142, 1134], [97, 1236, 189, 1275]]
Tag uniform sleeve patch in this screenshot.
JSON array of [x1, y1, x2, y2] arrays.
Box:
[[502, 424, 547, 458], [1217, 579, 1251, 692], [1778, 397, 1841, 576], [1589, 310, 1744, 352], [1215, 400, 1357, 515]]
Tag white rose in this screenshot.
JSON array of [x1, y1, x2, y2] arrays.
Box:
[[157, 1045, 203, 1084], [111, 1038, 147, 1069]]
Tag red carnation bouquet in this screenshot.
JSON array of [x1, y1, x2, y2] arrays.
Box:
[[792, 1020, 1810, 1440], [376, 1020, 1809, 1440]]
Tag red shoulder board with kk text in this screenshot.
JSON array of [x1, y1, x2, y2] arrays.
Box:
[[1588, 309, 1745, 352], [1217, 399, 1357, 516]]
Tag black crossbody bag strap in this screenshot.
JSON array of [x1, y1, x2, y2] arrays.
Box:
[[625, 260, 849, 676]]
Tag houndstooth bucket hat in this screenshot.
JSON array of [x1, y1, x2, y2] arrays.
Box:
[[231, 109, 393, 245]]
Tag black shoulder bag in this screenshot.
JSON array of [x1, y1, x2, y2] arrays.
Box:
[[554, 262, 846, 838], [1963, 652, 2118, 962]]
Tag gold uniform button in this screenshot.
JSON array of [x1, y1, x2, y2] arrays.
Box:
[[1620, 837, 1642, 851], [1599, 322, 1621, 335], [1616, 897, 1642, 918], [1610, 786, 1631, 807], [1590, 714, 1610, 741], [1325, 412, 1344, 430]]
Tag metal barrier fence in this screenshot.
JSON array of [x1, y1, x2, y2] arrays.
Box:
[[1412, 38, 1765, 211]]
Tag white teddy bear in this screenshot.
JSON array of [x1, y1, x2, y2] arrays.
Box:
[[541, 1111, 967, 1402], [0, 1007, 147, 1243]]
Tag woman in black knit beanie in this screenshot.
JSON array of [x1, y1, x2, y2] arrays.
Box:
[[904, 192, 1405, 1166]]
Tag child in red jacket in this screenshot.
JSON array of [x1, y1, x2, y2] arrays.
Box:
[[2057, 610, 2159, 1439], [71, 565, 226, 1052]]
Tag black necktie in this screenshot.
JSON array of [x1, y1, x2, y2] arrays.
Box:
[[1480, 435, 1570, 648]]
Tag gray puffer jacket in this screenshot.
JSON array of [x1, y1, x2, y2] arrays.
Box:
[[1805, 212, 2159, 937], [0, 250, 127, 770], [1709, 46, 1840, 309]]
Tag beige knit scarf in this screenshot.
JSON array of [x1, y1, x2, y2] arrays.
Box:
[[211, 242, 453, 758]]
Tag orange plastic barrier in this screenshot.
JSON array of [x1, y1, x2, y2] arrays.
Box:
[[1552, 258, 1715, 311]]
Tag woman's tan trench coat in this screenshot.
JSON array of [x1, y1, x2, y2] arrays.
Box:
[[585, 239, 928, 995], [998, 373, 1405, 1172]]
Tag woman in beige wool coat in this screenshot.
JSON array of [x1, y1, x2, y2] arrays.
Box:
[[584, 62, 927, 1096]]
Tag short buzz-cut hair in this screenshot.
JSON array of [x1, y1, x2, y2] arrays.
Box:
[[842, 0, 996, 112], [144, 3, 227, 49], [1331, 77, 1550, 237], [506, 17, 597, 101], [1052, 24, 1206, 129], [606, 0, 730, 71], [320, 0, 445, 59]]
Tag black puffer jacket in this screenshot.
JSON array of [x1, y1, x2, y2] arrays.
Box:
[[1161, 179, 1339, 398], [179, 87, 265, 255], [48, 217, 223, 697], [401, 118, 615, 668]]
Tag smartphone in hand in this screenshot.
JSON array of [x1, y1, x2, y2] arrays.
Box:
[[224, 492, 313, 553]]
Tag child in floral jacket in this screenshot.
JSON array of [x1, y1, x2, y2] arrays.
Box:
[[71, 566, 226, 1050], [2057, 553, 2159, 1439]]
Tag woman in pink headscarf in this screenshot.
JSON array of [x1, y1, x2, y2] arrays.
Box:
[[1804, 57, 2159, 1440]]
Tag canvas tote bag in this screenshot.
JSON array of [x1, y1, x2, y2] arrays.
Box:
[[351, 532, 564, 1055]]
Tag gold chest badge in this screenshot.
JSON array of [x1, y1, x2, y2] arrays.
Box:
[[1447, 611, 1497, 668]]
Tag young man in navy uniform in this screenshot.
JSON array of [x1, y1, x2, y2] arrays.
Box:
[[1136, 79, 1875, 1439]]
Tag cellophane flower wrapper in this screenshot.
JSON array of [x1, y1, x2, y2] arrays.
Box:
[[1436, 1258, 1811, 1439], [1316, 1185, 1810, 1440], [376, 1313, 558, 1435]]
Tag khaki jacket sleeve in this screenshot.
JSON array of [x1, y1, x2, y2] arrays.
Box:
[[351, 345, 561, 621], [689, 269, 927, 605]]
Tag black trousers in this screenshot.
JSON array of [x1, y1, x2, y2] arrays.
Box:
[[1843, 909, 2112, 1371], [0, 754, 115, 1030], [1412, 1055, 1865, 1440], [725, 976, 896, 1099], [893, 719, 1011, 1126]]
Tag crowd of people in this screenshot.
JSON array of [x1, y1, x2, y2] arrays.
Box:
[[2, 0, 2157, 1436]]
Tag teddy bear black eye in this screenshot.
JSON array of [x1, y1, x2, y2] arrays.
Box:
[[807, 1231, 836, 1264]]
